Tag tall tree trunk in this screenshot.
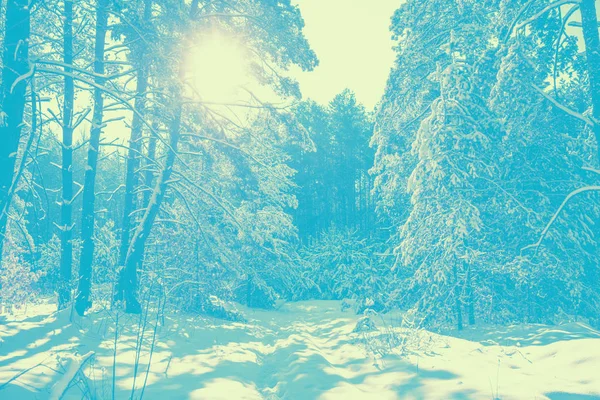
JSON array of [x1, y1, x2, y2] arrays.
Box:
[[58, 0, 75, 310], [453, 264, 463, 331], [580, 0, 600, 326], [75, 0, 109, 316], [118, 0, 153, 267], [580, 0, 600, 162], [142, 123, 158, 208], [116, 102, 182, 314], [0, 0, 31, 263], [115, 0, 195, 313], [466, 264, 475, 326]]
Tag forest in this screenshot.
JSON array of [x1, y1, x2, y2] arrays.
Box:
[[0, 0, 600, 399]]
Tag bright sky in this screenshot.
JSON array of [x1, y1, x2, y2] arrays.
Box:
[[65, 2, 401, 143], [291, 0, 401, 110]]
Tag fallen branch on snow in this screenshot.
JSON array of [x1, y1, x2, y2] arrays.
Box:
[[49, 351, 95, 400]]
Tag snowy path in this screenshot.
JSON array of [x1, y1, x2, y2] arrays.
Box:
[[1, 301, 600, 399]]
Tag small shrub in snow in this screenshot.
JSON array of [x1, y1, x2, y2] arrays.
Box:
[[341, 298, 353, 312], [296, 228, 392, 308], [0, 236, 41, 309], [187, 295, 246, 322], [353, 316, 378, 333]]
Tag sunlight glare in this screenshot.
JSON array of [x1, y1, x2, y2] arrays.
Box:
[[186, 32, 249, 103]]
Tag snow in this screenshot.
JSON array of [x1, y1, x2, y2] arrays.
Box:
[[1, 300, 599, 399], [49, 351, 95, 400]]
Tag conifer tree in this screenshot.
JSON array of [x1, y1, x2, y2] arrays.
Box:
[[0, 0, 31, 263]]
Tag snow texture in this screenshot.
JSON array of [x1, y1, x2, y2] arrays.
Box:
[[1, 301, 599, 399]]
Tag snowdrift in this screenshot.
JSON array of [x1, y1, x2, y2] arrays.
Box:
[[1, 301, 599, 399]]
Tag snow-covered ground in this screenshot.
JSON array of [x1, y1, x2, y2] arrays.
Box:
[[1, 300, 599, 399]]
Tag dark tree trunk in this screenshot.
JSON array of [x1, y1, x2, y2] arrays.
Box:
[[118, 68, 147, 265], [453, 264, 463, 331], [75, 0, 109, 316], [0, 0, 31, 263], [142, 123, 158, 208], [115, 0, 194, 313], [466, 264, 475, 326], [116, 102, 182, 314], [58, 0, 75, 310], [580, 0, 600, 162], [118, 0, 152, 267]]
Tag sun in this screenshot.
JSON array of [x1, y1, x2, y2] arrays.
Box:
[[186, 32, 250, 103]]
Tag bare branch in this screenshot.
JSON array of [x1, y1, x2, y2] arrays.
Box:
[[523, 185, 600, 253], [532, 84, 596, 127], [515, 0, 581, 32]]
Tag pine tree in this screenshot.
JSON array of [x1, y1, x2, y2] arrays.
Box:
[[76, 0, 110, 316], [290, 91, 374, 242], [58, 0, 75, 310], [117, 0, 154, 269], [373, 0, 600, 326], [0, 0, 31, 263]]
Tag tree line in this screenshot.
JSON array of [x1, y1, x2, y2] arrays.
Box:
[[0, 0, 319, 315], [373, 0, 600, 329], [2, 0, 599, 332]]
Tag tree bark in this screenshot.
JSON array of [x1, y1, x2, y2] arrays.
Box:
[[466, 264, 475, 326], [0, 0, 31, 263], [75, 0, 109, 316], [580, 0, 600, 326], [118, 0, 152, 267], [116, 101, 182, 314], [115, 0, 195, 314], [580, 0, 600, 162], [453, 264, 463, 331], [58, 0, 75, 310], [142, 123, 158, 208]]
